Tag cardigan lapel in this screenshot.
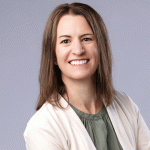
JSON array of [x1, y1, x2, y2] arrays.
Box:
[[105, 100, 134, 150], [59, 96, 97, 150]]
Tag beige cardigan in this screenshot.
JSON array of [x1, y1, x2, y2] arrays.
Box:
[[24, 91, 150, 150]]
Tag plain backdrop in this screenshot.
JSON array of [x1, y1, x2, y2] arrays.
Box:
[[0, 0, 150, 149]]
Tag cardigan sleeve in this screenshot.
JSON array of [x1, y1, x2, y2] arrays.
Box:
[[136, 105, 150, 149], [24, 127, 65, 150], [128, 96, 150, 150]]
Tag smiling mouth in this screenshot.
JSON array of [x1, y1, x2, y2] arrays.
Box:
[[69, 59, 89, 65]]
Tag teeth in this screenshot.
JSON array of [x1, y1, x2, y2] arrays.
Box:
[[70, 60, 88, 65]]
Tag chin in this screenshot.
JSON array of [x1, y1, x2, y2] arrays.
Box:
[[70, 74, 93, 81]]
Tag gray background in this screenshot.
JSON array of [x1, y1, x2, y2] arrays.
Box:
[[0, 0, 150, 149]]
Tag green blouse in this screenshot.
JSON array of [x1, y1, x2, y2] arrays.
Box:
[[69, 103, 123, 150]]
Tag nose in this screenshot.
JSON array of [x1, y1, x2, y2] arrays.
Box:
[[72, 39, 85, 55]]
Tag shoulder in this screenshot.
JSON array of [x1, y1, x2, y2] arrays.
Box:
[[113, 91, 139, 116], [24, 102, 62, 136], [25, 103, 51, 129], [23, 102, 69, 149]]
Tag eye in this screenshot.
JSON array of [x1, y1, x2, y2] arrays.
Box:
[[82, 38, 92, 42], [61, 39, 70, 44]]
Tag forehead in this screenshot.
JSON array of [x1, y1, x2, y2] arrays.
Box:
[[57, 14, 93, 36]]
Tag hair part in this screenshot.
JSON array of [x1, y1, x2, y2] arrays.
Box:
[[36, 2, 115, 111]]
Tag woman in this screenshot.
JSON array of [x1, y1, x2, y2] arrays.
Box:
[[24, 2, 150, 150]]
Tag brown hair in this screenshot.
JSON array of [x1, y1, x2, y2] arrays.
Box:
[[36, 2, 115, 111]]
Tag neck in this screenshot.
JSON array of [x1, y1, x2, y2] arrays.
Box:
[[62, 76, 103, 114]]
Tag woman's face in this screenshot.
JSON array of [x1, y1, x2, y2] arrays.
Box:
[[55, 14, 99, 82]]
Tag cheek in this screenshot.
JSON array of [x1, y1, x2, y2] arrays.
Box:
[[55, 49, 68, 65], [56, 47, 63, 61]]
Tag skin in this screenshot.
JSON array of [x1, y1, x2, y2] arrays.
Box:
[[55, 14, 103, 114]]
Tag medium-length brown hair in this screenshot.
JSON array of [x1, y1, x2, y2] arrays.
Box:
[[36, 2, 115, 111]]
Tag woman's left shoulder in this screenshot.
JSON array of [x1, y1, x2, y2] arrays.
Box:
[[113, 91, 139, 116]]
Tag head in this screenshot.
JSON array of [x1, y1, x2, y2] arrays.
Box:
[[36, 2, 114, 110]]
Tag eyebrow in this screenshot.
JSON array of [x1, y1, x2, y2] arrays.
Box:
[[59, 33, 93, 38]]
